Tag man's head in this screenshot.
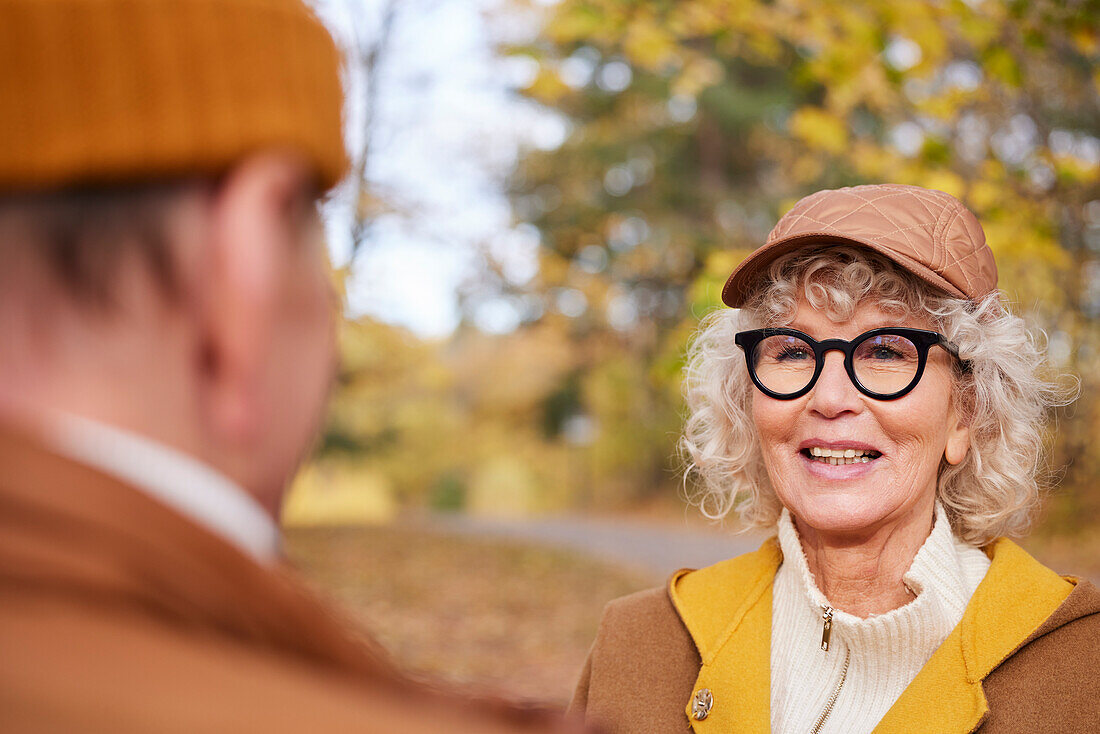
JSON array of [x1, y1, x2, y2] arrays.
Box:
[[0, 0, 347, 514]]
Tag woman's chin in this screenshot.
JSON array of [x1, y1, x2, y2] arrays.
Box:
[[779, 487, 900, 538]]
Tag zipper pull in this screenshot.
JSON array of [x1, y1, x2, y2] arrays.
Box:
[[820, 606, 834, 651]]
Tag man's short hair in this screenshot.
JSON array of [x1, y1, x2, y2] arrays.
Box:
[[0, 182, 208, 309]]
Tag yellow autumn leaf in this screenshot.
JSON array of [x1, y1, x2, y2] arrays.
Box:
[[968, 180, 1003, 212], [788, 106, 849, 155], [525, 66, 571, 104], [670, 56, 725, 98], [623, 16, 678, 70], [918, 171, 965, 199]]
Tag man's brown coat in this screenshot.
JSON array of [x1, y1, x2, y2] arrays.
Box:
[[0, 424, 577, 733]]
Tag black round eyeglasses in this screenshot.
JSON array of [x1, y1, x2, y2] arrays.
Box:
[[734, 327, 967, 401]]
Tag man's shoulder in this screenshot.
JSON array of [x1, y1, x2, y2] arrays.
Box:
[[0, 592, 377, 731], [0, 593, 578, 734]]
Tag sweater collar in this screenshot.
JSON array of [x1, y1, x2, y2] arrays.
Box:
[[773, 503, 984, 669]]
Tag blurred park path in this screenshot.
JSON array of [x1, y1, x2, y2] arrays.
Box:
[[416, 513, 1100, 587], [420, 513, 765, 580]]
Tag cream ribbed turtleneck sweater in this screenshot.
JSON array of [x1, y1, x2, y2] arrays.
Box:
[[770, 504, 991, 734]]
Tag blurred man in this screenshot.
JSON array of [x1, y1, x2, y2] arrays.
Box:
[[0, 1, 578, 732]]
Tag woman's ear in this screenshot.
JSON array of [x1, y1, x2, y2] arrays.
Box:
[[944, 410, 970, 466]]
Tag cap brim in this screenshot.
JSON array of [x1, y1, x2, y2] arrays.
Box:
[[720, 233, 967, 307]]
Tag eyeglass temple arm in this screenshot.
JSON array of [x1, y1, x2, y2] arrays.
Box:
[[938, 336, 972, 372]]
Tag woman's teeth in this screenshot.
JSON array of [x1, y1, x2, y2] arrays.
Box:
[[806, 447, 879, 465]]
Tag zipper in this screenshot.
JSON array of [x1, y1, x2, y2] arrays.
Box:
[[809, 646, 850, 734], [810, 605, 847, 734]]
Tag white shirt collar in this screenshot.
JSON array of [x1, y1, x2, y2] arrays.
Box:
[[46, 413, 280, 564]]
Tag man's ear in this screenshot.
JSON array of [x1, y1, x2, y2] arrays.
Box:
[[196, 154, 309, 447]]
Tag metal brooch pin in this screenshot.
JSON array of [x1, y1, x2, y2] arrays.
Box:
[[691, 688, 713, 721]]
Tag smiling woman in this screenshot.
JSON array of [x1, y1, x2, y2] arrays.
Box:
[[689, 245, 1052, 550], [568, 184, 1100, 734]]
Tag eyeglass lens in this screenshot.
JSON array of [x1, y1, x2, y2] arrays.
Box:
[[751, 333, 921, 397]]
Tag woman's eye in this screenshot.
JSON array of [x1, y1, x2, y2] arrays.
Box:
[[870, 346, 903, 360], [775, 346, 812, 361]]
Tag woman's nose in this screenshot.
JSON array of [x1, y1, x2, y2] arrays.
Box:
[[807, 351, 863, 417]]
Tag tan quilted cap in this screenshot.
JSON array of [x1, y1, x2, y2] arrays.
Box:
[[722, 184, 998, 307]]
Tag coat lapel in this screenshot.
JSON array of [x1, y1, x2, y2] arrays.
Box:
[[873, 538, 1074, 733], [669, 539, 781, 734]]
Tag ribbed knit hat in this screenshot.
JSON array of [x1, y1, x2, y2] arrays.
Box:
[[0, 0, 347, 193]]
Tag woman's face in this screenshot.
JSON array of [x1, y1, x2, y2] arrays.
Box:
[[752, 297, 970, 539]]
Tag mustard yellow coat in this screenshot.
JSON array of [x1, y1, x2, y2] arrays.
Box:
[[570, 537, 1100, 733]]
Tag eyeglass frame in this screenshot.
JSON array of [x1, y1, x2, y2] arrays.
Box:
[[733, 326, 967, 401]]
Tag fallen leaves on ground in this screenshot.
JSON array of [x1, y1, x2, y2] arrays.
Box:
[[285, 523, 651, 704]]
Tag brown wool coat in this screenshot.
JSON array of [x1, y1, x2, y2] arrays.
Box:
[[570, 539, 1100, 734], [0, 424, 581, 733]]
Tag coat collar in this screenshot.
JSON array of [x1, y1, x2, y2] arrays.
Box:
[[669, 538, 780, 733], [0, 421, 399, 683], [667, 536, 1075, 733], [874, 538, 1073, 733], [47, 412, 279, 563]]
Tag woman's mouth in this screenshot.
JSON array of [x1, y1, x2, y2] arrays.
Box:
[[801, 446, 882, 465]]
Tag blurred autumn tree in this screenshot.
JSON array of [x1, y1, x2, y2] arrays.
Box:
[[297, 0, 1100, 533], [493, 0, 1099, 525]]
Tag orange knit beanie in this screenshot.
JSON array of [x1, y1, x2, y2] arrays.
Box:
[[0, 0, 347, 193]]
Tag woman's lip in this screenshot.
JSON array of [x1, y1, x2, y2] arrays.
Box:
[[797, 438, 881, 453]]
